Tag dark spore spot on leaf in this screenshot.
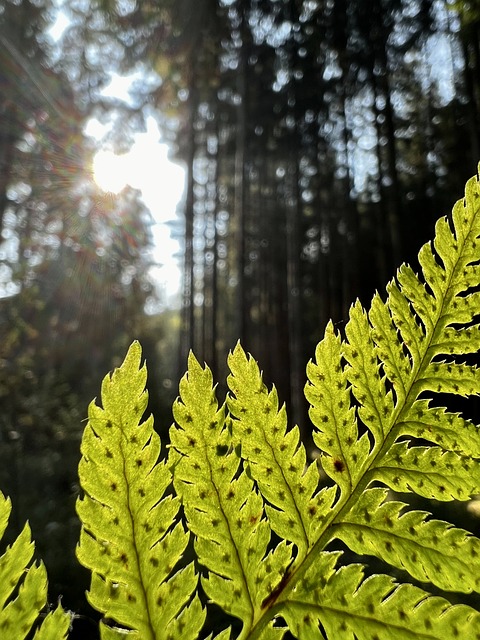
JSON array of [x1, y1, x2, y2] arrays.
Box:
[[351, 350, 358, 358], [240, 406, 247, 414], [399, 610, 408, 620], [111, 482, 118, 491], [216, 444, 229, 456], [385, 541, 393, 552], [127, 593, 136, 603], [254, 447, 262, 454], [226, 488, 235, 499], [185, 414, 193, 423], [210, 420, 217, 429], [199, 490, 207, 499], [188, 437, 196, 446], [112, 517, 119, 526], [266, 466, 273, 476], [322, 415, 329, 423], [278, 491, 286, 501], [264, 406, 271, 415], [138, 488, 145, 497], [303, 615, 311, 625], [156, 595, 163, 607], [425, 619, 432, 630], [222, 553, 231, 563], [106, 420, 112, 429], [236, 518, 243, 529], [289, 463, 297, 472], [246, 427, 253, 435], [279, 443, 287, 452], [212, 518, 220, 527], [367, 603, 375, 614], [120, 553, 128, 565], [105, 449, 113, 458], [409, 526, 416, 536], [333, 459, 344, 472], [150, 557, 159, 567], [135, 458, 142, 467], [130, 435, 137, 444], [308, 505, 317, 516]]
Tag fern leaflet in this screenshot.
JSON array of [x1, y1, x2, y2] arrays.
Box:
[[0, 491, 71, 638], [76, 341, 204, 639]]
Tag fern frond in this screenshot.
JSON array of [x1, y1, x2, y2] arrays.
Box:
[[171, 353, 275, 631], [401, 400, 480, 455], [373, 441, 480, 500], [76, 169, 480, 639], [227, 343, 319, 558], [0, 492, 71, 638], [283, 553, 480, 640], [336, 487, 480, 593], [33, 605, 71, 639], [76, 341, 203, 639], [305, 322, 371, 495]]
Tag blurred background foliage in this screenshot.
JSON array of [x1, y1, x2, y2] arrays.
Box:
[[1, 0, 480, 637]]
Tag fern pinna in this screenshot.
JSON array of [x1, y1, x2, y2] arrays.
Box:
[[0, 492, 71, 638], [76, 169, 480, 639]]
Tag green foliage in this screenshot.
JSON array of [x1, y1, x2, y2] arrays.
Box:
[[73, 169, 480, 638], [0, 492, 71, 638], [4, 169, 480, 637]]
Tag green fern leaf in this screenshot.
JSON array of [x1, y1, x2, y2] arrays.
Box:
[[171, 352, 274, 629], [77, 168, 480, 639], [336, 487, 480, 593], [283, 553, 480, 640], [401, 400, 480, 456], [227, 343, 319, 558], [33, 605, 71, 639], [0, 492, 71, 638], [76, 341, 204, 639]]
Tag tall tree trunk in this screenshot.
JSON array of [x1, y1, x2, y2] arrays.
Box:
[[179, 81, 197, 371]]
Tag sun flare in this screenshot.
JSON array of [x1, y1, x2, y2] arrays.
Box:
[[91, 134, 185, 299], [93, 150, 131, 194]]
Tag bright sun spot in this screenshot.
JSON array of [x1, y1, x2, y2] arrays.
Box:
[[93, 150, 131, 194], [91, 119, 186, 304]]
